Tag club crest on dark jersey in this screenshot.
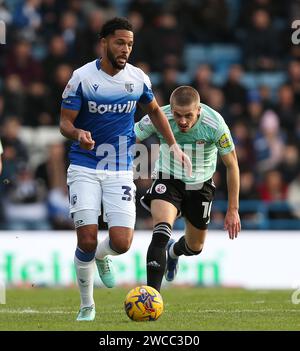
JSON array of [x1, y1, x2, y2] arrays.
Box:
[[125, 82, 134, 93]]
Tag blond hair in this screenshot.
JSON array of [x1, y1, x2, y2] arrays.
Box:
[[170, 86, 200, 106]]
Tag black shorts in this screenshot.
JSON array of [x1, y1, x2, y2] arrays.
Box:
[[141, 174, 216, 229]]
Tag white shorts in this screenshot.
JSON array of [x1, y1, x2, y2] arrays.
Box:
[[67, 165, 136, 229]]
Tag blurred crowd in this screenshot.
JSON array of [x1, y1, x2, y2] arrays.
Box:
[[0, 0, 300, 230]]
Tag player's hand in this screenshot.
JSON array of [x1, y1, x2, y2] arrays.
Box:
[[224, 209, 241, 239], [78, 130, 95, 150], [170, 144, 192, 177]]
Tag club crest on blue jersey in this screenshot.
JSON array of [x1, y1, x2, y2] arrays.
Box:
[[125, 82, 134, 93]]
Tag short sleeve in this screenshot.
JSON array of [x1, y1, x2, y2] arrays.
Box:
[[61, 71, 82, 111], [134, 115, 156, 141], [138, 72, 154, 104], [214, 117, 235, 155]]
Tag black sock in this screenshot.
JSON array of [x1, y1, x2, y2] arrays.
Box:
[[173, 236, 202, 256], [146, 222, 172, 292]]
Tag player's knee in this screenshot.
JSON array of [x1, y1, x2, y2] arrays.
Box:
[[110, 236, 132, 254], [77, 228, 98, 252], [78, 238, 97, 252]]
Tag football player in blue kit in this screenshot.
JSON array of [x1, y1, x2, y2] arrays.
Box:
[[60, 17, 191, 321]]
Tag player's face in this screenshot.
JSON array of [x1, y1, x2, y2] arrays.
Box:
[[105, 30, 134, 69], [171, 103, 201, 132]]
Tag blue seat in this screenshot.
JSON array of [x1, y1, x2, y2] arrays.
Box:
[[184, 44, 211, 73]]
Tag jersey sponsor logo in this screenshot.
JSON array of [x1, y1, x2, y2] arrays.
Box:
[[125, 82, 134, 93], [219, 133, 232, 148], [155, 183, 167, 194], [88, 100, 137, 114], [62, 83, 72, 99]]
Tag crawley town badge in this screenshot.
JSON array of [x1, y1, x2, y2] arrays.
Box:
[[125, 82, 134, 93], [155, 184, 167, 194]]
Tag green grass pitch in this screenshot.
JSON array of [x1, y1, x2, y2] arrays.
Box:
[[0, 287, 299, 330]]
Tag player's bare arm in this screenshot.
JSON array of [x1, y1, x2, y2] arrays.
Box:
[[139, 98, 192, 176], [60, 107, 95, 150], [221, 149, 241, 239]]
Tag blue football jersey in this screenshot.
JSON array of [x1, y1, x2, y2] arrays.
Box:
[[61, 59, 154, 170]]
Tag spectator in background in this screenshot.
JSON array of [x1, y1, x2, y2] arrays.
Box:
[[0, 117, 28, 180], [288, 60, 300, 109], [48, 63, 73, 122], [258, 85, 274, 110], [239, 169, 261, 226], [277, 144, 300, 184], [242, 9, 282, 71], [231, 120, 256, 170], [146, 12, 184, 71], [206, 87, 231, 126], [2, 74, 25, 118], [12, 0, 42, 42], [240, 169, 260, 201], [40, 0, 66, 40], [128, 0, 161, 27], [254, 110, 285, 174], [237, 0, 279, 29], [156, 67, 179, 105], [24, 81, 53, 126], [4, 40, 43, 86], [191, 64, 214, 104], [35, 142, 68, 191], [258, 169, 293, 220], [276, 84, 298, 139], [258, 169, 288, 202], [246, 95, 264, 131], [188, 0, 231, 43], [43, 35, 71, 86], [223, 64, 247, 120], [75, 9, 104, 65], [58, 11, 78, 59], [127, 11, 148, 67]]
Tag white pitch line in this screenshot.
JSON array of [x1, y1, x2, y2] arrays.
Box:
[[0, 309, 74, 314], [0, 309, 122, 314], [176, 309, 300, 313]]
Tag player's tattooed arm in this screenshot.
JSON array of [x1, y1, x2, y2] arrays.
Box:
[[60, 107, 95, 150]]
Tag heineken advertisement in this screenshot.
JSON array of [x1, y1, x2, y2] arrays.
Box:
[[0, 231, 299, 289]]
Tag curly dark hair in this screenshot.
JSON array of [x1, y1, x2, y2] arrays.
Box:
[[99, 17, 133, 39]]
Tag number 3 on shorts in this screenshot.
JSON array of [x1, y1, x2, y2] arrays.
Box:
[[122, 186, 132, 201]]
